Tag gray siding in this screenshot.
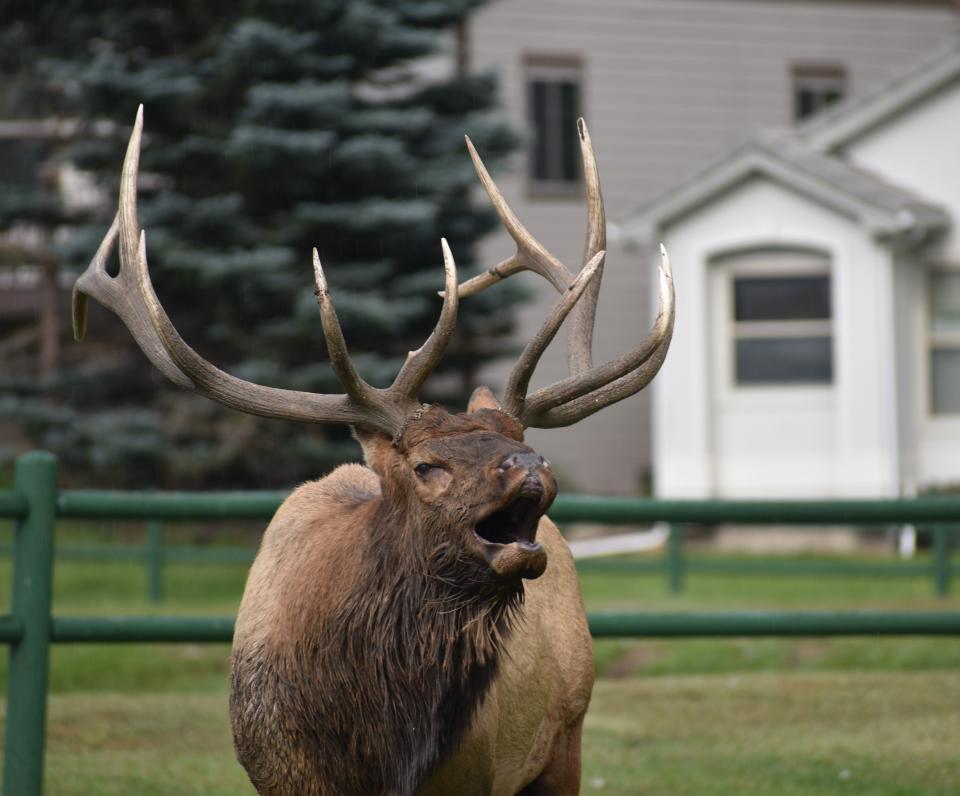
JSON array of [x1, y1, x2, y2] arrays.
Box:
[[468, 0, 959, 494]]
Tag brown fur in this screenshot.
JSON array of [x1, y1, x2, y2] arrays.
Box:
[[230, 403, 593, 795]]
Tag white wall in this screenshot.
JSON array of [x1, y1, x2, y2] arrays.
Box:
[[467, 0, 957, 494], [654, 176, 899, 498], [847, 80, 960, 262], [846, 80, 960, 488]]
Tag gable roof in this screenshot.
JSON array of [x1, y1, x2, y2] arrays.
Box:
[[620, 129, 949, 242], [802, 43, 960, 151]]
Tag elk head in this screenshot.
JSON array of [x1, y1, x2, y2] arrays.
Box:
[[355, 398, 552, 582], [73, 106, 674, 585]]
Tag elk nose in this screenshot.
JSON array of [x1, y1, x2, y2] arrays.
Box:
[[498, 451, 548, 473]]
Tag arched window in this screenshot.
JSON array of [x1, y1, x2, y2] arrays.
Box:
[[714, 248, 833, 386]]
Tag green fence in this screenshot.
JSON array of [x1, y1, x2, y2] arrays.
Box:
[[2, 451, 960, 794], [10, 486, 958, 604], [576, 525, 956, 597]]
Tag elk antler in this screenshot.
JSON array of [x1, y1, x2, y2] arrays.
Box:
[[457, 118, 675, 428], [72, 106, 459, 438]]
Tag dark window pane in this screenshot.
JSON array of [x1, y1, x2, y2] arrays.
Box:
[[932, 348, 960, 414], [793, 64, 846, 121], [822, 88, 843, 108], [734, 276, 830, 321], [930, 272, 960, 334], [736, 337, 833, 384], [530, 80, 550, 181], [559, 81, 580, 181], [527, 69, 581, 185]]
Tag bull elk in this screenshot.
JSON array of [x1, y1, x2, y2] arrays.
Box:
[[73, 106, 674, 795]]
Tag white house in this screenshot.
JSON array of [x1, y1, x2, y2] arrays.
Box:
[[621, 44, 960, 498], [467, 0, 960, 495]]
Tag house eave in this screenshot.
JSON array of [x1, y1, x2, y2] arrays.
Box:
[[620, 147, 948, 247], [803, 45, 960, 152]]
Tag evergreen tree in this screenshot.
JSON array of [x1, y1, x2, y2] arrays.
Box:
[[0, 1, 521, 487]]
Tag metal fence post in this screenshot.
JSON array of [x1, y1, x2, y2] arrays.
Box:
[[932, 525, 951, 597], [4, 451, 57, 796], [667, 523, 685, 594], [146, 520, 164, 603]]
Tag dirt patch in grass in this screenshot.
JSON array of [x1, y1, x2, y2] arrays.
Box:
[[600, 642, 667, 677]]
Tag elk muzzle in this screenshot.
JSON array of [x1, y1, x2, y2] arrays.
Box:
[[473, 452, 556, 580]]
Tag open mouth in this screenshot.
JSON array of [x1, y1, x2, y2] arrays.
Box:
[[474, 483, 545, 547], [471, 477, 551, 581]]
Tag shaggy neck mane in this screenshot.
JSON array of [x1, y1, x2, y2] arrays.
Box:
[[287, 496, 523, 796]]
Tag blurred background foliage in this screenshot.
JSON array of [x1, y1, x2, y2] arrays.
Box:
[[0, 0, 522, 487]]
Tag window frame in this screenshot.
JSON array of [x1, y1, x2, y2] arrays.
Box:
[[927, 267, 960, 417], [791, 63, 847, 121], [715, 251, 835, 392], [524, 54, 585, 198]]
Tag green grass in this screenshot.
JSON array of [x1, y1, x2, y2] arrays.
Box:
[[582, 672, 960, 795], [0, 671, 954, 796], [579, 561, 954, 610], [0, 523, 959, 793], [27, 693, 250, 796]]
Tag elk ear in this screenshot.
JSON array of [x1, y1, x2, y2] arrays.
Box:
[[467, 386, 524, 441], [351, 426, 395, 473], [467, 385, 501, 413]]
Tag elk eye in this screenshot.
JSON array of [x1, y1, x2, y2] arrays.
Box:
[[414, 463, 436, 478]]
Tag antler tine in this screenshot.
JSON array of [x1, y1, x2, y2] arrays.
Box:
[[531, 333, 672, 428], [502, 250, 605, 418], [72, 211, 117, 342], [453, 121, 606, 375], [457, 136, 575, 297], [78, 106, 418, 436], [72, 108, 193, 388], [136, 231, 395, 428], [522, 244, 674, 420], [566, 118, 606, 375], [391, 238, 459, 399], [312, 248, 374, 405], [522, 245, 675, 428], [454, 120, 674, 429]]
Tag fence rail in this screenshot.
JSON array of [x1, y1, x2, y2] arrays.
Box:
[[49, 488, 960, 523], [2, 451, 960, 794], [8, 529, 955, 603], [10, 490, 956, 603]]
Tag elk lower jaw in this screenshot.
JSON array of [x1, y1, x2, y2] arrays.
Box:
[[473, 491, 548, 580]]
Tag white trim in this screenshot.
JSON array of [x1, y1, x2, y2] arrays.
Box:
[[620, 147, 931, 244], [734, 320, 831, 340]]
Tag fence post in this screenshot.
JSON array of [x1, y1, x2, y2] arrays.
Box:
[[667, 523, 685, 594], [4, 451, 57, 796], [146, 520, 164, 603], [932, 525, 951, 597]]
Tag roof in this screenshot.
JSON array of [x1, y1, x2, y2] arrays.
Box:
[[620, 42, 960, 244], [620, 129, 949, 242], [802, 43, 960, 151]]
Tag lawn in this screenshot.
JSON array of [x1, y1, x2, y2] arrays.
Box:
[[0, 521, 958, 794], [583, 671, 960, 795]]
